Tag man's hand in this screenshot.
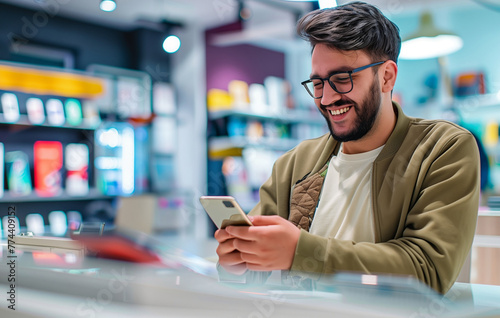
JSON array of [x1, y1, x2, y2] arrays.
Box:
[[214, 227, 248, 275], [214, 215, 301, 274]]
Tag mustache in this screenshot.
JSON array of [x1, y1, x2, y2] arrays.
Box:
[[320, 98, 355, 111]]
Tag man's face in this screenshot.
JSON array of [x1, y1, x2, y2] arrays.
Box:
[[310, 44, 382, 142]]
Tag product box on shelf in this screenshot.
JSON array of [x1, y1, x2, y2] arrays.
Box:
[[26, 97, 46, 124], [1, 92, 20, 123], [34, 141, 63, 197], [0, 142, 3, 198], [65, 143, 89, 196], [228, 80, 250, 110], [5, 151, 32, 196], [65, 99, 83, 126], [46, 99, 66, 126], [249, 83, 267, 113]]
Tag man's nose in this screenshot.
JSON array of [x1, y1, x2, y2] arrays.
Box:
[[320, 82, 342, 106]]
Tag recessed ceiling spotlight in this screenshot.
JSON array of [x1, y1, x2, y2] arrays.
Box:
[[100, 0, 117, 12], [162, 35, 181, 54]]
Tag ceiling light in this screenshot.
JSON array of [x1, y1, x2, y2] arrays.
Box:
[[239, 2, 252, 21], [282, 0, 337, 8], [318, 0, 337, 9], [100, 0, 116, 12], [400, 12, 463, 60], [162, 35, 181, 54]]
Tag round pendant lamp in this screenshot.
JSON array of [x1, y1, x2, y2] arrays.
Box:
[[400, 12, 463, 60]]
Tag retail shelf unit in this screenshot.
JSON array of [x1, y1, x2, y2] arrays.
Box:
[[207, 108, 326, 158], [0, 61, 113, 228], [206, 106, 327, 212]]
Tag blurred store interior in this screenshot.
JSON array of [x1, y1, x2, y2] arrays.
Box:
[[0, 0, 500, 290]]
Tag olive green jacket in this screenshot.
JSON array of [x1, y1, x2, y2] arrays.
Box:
[[249, 102, 480, 294]]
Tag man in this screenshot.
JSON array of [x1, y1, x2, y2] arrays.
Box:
[[215, 1, 479, 294]]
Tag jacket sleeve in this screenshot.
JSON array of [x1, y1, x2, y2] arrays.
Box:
[[289, 131, 480, 294]]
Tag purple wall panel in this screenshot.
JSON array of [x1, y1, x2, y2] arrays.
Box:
[[205, 22, 285, 91]]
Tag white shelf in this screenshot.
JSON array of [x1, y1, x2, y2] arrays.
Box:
[[478, 208, 500, 217], [0, 188, 112, 203], [455, 93, 500, 109], [208, 108, 324, 125], [473, 235, 500, 248], [209, 136, 300, 152], [0, 114, 98, 130]]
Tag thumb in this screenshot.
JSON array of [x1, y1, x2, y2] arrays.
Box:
[[249, 215, 286, 226]]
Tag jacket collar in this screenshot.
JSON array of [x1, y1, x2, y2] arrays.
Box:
[[377, 101, 411, 161], [318, 101, 409, 169]]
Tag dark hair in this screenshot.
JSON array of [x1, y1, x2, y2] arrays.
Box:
[[297, 1, 401, 64]]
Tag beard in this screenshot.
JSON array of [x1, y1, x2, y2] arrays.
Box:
[[321, 77, 381, 142]]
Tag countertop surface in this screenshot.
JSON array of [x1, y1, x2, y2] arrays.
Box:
[[1, 235, 499, 318]]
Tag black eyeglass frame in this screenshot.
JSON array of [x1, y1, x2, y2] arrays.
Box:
[[301, 61, 386, 99]]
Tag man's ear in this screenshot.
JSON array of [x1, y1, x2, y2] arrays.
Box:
[[380, 60, 398, 93]]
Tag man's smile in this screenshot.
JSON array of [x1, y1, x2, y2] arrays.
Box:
[[328, 106, 351, 116]]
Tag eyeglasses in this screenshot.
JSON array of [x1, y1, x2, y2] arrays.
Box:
[[301, 61, 386, 99]]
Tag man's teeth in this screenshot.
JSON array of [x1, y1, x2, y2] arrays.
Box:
[[329, 107, 350, 116]]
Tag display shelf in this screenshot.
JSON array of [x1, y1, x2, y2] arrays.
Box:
[[0, 62, 175, 227], [208, 108, 324, 125], [207, 107, 327, 157], [0, 188, 112, 203], [455, 93, 500, 109], [206, 102, 328, 210], [0, 114, 98, 130], [453, 93, 500, 121], [478, 206, 500, 217], [0, 61, 104, 98], [209, 136, 300, 154]]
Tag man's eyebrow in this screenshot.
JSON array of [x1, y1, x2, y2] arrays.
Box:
[[309, 67, 352, 78]]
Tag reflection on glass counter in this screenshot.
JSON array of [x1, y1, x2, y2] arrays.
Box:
[[1, 237, 500, 318]]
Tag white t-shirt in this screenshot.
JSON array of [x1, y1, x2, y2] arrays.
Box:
[[309, 144, 384, 242]]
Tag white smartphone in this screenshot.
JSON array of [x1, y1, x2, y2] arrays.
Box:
[[199, 196, 253, 229]]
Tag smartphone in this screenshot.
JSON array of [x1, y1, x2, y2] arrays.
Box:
[[199, 196, 253, 229]]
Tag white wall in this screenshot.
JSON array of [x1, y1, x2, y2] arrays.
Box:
[[392, 2, 500, 119], [171, 24, 210, 239]]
